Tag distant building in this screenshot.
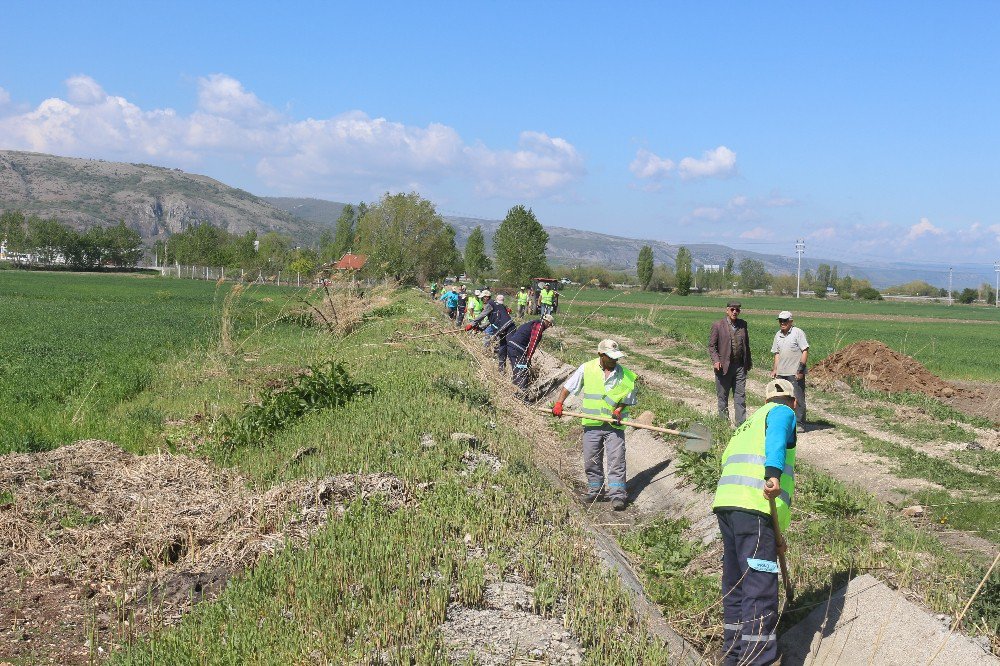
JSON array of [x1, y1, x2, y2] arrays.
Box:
[[702, 264, 722, 272], [333, 253, 368, 271]]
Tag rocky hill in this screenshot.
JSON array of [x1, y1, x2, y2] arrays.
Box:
[[0, 151, 321, 241]]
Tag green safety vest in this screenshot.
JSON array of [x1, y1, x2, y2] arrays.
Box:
[[711, 402, 796, 531], [580, 359, 637, 430], [517, 291, 529, 306], [468, 296, 481, 317], [540, 289, 554, 305]]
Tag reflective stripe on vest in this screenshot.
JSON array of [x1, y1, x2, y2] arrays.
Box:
[[711, 402, 796, 531], [540, 289, 554, 305], [580, 359, 637, 430]]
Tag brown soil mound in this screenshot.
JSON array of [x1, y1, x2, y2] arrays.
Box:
[[0, 440, 410, 664], [810, 340, 957, 398]]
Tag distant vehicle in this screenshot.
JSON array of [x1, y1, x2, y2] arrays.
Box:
[[559, 277, 572, 285], [530, 277, 560, 315]]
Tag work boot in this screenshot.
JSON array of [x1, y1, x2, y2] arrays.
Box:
[[579, 492, 603, 505], [611, 498, 627, 511]]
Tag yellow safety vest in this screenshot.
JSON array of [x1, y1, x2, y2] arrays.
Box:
[[711, 402, 796, 531], [540, 289, 554, 305], [468, 296, 481, 318], [580, 359, 637, 430], [517, 291, 529, 306]]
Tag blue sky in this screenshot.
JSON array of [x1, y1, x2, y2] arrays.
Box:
[[2, 1, 999, 270]]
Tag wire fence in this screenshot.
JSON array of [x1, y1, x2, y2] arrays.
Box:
[[157, 264, 312, 287]]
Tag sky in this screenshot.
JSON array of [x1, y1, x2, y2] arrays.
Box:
[[2, 1, 999, 274]]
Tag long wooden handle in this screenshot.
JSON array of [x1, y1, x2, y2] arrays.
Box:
[[403, 329, 465, 340], [535, 406, 684, 436], [769, 496, 794, 602]]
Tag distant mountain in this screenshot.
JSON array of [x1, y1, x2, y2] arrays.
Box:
[[0, 150, 323, 241], [2, 152, 989, 288]]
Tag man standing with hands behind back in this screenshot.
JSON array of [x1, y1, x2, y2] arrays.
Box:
[[770, 311, 809, 433], [709, 301, 752, 426]]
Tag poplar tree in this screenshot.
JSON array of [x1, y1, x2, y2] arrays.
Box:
[[493, 205, 549, 287], [637, 245, 654, 290], [675, 246, 693, 295], [463, 226, 492, 282]]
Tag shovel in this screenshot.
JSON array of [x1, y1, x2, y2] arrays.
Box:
[[536, 406, 712, 453], [768, 495, 795, 605]]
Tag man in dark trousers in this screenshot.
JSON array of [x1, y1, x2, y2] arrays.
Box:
[[454, 285, 468, 327], [711, 378, 797, 665], [709, 301, 752, 426], [505, 314, 553, 389], [465, 292, 516, 370]]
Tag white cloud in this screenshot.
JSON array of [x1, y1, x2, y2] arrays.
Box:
[[678, 146, 737, 180], [809, 226, 837, 241], [65, 75, 106, 104], [0, 75, 584, 200], [691, 206, 725, 221], [629, 148, 674, 180], [0, 86, 9, 106], [905, 217, 944, 242], [740, 226, 773, 240], [631, 145, 736, 184]]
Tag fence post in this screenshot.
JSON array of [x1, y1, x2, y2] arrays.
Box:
[[297, 272, 301, 287], [221, 266, 224, 281], [277, 270, 281, 286]]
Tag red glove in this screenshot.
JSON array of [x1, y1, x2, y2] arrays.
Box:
[[611, 407, 623, 424], [552, 402, 564, 417], [464, 324, 474, 331]]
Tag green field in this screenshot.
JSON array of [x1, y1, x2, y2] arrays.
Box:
[[0, 272, 290, 453], [554, 298, 999, 380], [556, 287, 1000, 322]]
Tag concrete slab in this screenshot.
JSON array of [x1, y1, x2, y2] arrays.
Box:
[[778, 573, 997, 665]]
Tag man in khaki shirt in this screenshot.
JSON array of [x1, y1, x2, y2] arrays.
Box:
[[770, 310, 809, 432]]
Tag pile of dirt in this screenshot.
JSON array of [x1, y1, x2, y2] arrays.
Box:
[[0, 440, 410, 663], [810, 340, 960, 398]]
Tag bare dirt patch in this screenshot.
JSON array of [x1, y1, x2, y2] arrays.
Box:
[[0, 440, 410, 664]]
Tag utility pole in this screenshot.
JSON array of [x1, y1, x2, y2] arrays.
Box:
[[948, 267, 953, 306], [995, 261, 999, 308], [795, 239, 805, 298]]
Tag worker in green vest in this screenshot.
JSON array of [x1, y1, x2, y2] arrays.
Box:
[[467, 290, 482, 321], [539, 284, 556, 316], [551, 339, 637, 511], [711, 378, 797, 666], [516, 287, 529, 317]]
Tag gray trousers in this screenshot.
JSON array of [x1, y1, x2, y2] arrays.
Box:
[[716, 364, 747, 426], [777, 374, 806, 424], [583, 426, 627, 499]]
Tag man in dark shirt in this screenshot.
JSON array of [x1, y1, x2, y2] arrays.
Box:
[[709, 301, 752, 426]]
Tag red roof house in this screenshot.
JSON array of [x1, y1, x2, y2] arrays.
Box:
[[334, 253, 368, 271]]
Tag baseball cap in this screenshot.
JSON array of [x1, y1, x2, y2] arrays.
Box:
[[480, 289, 491, 298], [473, 289, 481, 296], [597, 339, 626, 359], [541, 313, 554, 324], [765, 378, 795, 400], [495, 294, 505, 303], [777, 310, 793, 320]]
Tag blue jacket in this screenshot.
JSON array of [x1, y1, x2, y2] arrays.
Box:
[[440, 291, 459, 308]]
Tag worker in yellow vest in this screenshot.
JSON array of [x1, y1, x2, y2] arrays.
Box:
[[539, 284, 556, 316], [551, 339, 637, 511], [711, 378, 797, 666], [516, 287, 529, 317]]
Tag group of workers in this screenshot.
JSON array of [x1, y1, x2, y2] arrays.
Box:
[[432, 282, 800, 665], [433, 283, 553, 390]]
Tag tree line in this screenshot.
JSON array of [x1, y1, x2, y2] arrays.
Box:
[[0, 211, 143, 268]]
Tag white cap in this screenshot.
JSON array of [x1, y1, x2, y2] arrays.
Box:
[[495, 294, 505, 303], [765, 378, 795, 400], [474, 290, 481, 296], [480, 289, 491, 298], [597, 339, 626, 359], [541, 313, 554, 324], [777, 310, 793, 320]]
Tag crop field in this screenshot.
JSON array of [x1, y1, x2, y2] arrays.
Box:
[[554, 298, 999, 381], [558, 287, 1000, 322], [0, 271, 290, 453]]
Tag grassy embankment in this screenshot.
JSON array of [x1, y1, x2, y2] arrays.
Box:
[[2, 272, 676, 663], [538, 293, 1000, 652]]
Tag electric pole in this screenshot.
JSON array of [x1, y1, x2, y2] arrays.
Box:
[[948, 267, 953, 306], [995, 261, 999, 308], [795, 239, 805, 298]]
